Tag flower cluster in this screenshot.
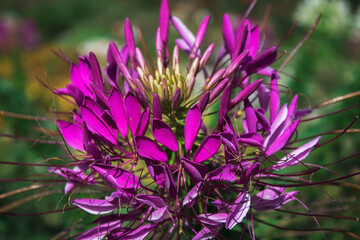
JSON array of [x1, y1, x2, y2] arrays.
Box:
[[49, 1, 343, 239]]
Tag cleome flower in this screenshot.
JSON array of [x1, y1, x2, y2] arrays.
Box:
[[38, 0, 359, 239]]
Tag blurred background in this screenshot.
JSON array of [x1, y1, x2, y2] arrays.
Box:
[[0, 0, 359, 239]]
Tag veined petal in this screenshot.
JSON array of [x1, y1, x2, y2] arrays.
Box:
[[73, 198, 116, 215], [265, 119, 300, 156], [193, 135, 222, 163], [81, 106, 117, 145], [151, 119, 178, 152], [208, 164, 236, 182], [272, 137, 321, 170], [226, 192, 250, 229], [135, 136, 167, 162], [270, 71, 280, 123], [92, 164, 141, 190], [183, 182, 202, 207], [244, 98, 257, 132], [184, 104, 201, 151]]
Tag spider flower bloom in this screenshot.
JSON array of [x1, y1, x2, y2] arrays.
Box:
[[39, 0, 360, 239]]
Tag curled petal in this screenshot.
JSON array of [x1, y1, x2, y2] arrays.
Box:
[[153, 93, 162, 120], [125, 92, 141, 136], [272, 137, 321, 170], [183, 182, 202, 207], [73, 198, 116, 215], [135, 108, 150, 136], [226, 192, 250, 229]]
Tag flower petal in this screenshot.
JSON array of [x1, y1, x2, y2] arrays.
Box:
[[184, 104, 201, 151], [193, 135, 222, 163], [58, 120, 84, 151], [73, 198, 116, 215], [92, 164, 141, 190], [135, 136, 167, 162], [226, 192, 250, 229], [109, 87, 128, 138], [151, 119, 178, 152], [272, 137, 321, 170]]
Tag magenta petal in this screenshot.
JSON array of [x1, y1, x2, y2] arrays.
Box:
[[58, 120, 84, 151], [124, 18, 135, 62], [226, 192, 250, 229], [193, 225, 222, 240], [125, 92, 141, 136], [64, 182, 76, 194], [222, 13, 235, 55], [135, 108, 150, 136], [246, 47, 277, 75], [121, 223, 155, 240], [183, 182, 202, 207], [159, 0, 170, 44], [75, 220, 121, 240], [273, 137, 321, 170], [208, 164, 236, 182], [184, 104, 201, 151], [265, 119, 300, 156], [164, 164, 176, 198], [230, 79, 263, 109], [151, 119, 178, 152], [182, 157, 208, 183], [252, 188, 298, 211], [199, 90, 210, 113], [135, 136, 167, 162], [193, 135, 222, 163], [66, 84, 84, 106], [218, 83, 231, 126], [89, 52, 104, 90], [92, 164, 141, 190], [171, 88, 181, 111], [257, 83, 270, 111], [255, 109, 271, 131], [285, 94, 298, 128], [73, 198, 116, 215], [153, 93, 162, 120], [109, 88, 128, 138], [249, 25, 259, 58], [190, 15, 211, 59], [199, 213, 228, 225], [144, 159, 165, 188], [270, 71, 280, 123], [234, 20, 249, 58], [81, 106, 117, 145], [244, 98, 257, 132], [171, 16, 195, 48]]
